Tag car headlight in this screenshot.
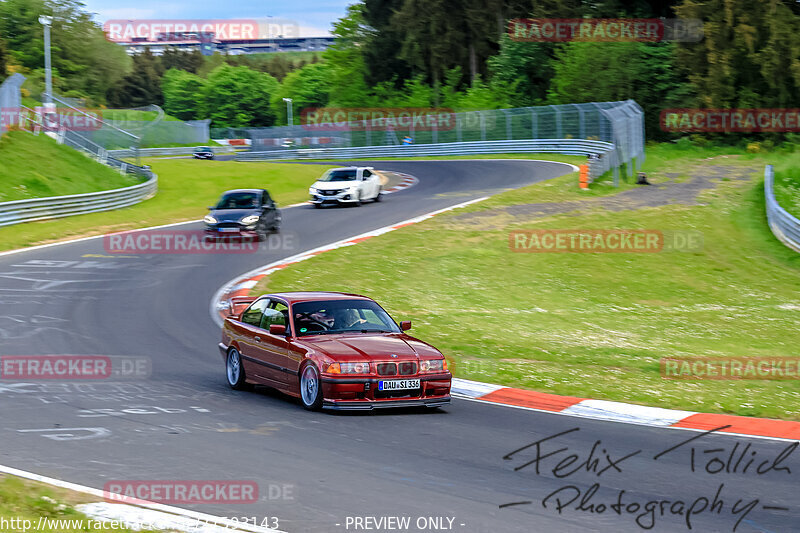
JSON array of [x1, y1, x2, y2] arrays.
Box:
[[326, 362, 370, 374], [203, 215, 217, 224], [420, 359, 446, 373], [240, 215, 260, 225], [309, 187, 318, 194]]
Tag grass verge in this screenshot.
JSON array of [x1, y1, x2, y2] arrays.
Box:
[[0, 474, 146, 532], [0, 131, 138, 202], [252, 144, 800, 420]]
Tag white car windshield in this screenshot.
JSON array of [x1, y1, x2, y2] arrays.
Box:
[[319, 169, 358, 182]]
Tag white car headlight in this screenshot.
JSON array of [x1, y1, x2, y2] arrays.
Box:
[[240, 215, 260, 225], [309, 187, 318, 194], [203, 215, 217, 224]]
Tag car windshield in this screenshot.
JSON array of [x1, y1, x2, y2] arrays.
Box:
[[319, 169, 357, 182], [292, 299, 401, 336], [197, 147, 211, 151], [215, 192, 259, 210]]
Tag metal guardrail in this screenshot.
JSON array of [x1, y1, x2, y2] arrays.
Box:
[[236, 139, 615, 179], [0, 173, 157, 227], [764, 165, 800, 253], [108, 146, 235, 158]]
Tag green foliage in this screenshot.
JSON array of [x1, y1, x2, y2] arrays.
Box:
[[202, 64, 279, 127], [0, 0, 130, 105], [161, 69, 206, 121], [271, 63, 332, 125], [106, 49, 163, 107]]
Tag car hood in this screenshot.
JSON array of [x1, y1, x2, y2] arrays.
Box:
[[208, 208, 258, 222], [298, 333, 439, 362], [312, 181, 356, 191]]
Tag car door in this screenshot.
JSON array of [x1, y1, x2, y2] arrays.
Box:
[[363, 168, 379, 199], [261, 190, 278, 228], [256, 299, 295, 387], [237, 299, 272, 383]]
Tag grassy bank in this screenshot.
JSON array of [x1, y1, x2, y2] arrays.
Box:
[[253, 144, 800, 420], [0, 131, 138, 203]]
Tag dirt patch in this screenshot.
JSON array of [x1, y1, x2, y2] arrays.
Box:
[[451, 164, 758, 228]]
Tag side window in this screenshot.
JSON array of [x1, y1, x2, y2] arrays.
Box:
[[262, 191, 272, 206], [263, 300, 290, 333], [241, 299, 267, 327], [363, 169, 372, 178]]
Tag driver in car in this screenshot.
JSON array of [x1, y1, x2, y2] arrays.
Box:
[[333, 308, 367, 330]]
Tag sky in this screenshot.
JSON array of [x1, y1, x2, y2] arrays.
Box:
[[81, 0, 353, 37]]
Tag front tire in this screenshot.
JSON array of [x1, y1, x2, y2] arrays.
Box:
[[226, 348, 248, 390], [299, 363, 323, 410]]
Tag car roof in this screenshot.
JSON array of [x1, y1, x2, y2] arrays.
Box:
[[263, 291, 373, 304], [220, 188, 265, 195], [329, 166, 373, 172]]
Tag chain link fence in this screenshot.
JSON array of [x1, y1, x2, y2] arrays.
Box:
[[227, 100, 644, 185]]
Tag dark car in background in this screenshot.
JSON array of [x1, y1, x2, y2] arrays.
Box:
[[204, 189, 281, 241], [193, 146, 215, 159]]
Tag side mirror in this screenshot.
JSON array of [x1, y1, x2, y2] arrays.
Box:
[[269, 324, 287, 336], [400, 321, 412, 331]]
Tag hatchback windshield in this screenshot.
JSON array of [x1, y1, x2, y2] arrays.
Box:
[[215, 192, 259, 210], [319, 169, 358, 182], [292, 299, 401, 336]]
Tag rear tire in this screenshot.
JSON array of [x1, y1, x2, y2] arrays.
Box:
[[374, 187, 382, 202], [226, 348, 248, 390], [299, 363, 323, 410]]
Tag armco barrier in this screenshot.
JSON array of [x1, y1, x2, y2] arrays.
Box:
[[236, 139, 616, 180], [108, 146, 235, 158], [0, 173, 157, 227], [765, 164, 800, 253]]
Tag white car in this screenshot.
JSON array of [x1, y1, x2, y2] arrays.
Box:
[[308, 167, 382, 208]]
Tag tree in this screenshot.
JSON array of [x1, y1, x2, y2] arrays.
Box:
[[675, 0, 800, 108], [106, 49, 163, 107], [0, 37, 8, 82], [323, 4, 372, 107], [272, 63, 332, 125], [161, 49, 204, 74], [0, 0, 130, 104], [162, 68, 206, 120], [488, 35, 553, 107], [202, 64, 279, 127], [547, 41, 690, 139]]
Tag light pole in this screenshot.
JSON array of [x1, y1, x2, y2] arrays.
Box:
[[282, 97, 293, 126], [38, 16, 53, 106]]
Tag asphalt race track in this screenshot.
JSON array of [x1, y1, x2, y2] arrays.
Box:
[[0, 160, 797, 533]]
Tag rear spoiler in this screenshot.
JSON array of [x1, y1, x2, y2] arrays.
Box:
[[227, 296, 257, 317]]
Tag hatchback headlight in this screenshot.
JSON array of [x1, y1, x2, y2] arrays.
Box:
[[309, 187, 318, 194], [420, 359, 446, 373], [240, 215, 260, 225], [203, 215, 217, 224]]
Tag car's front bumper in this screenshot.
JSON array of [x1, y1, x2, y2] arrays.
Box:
[[204, 225, 259, 239], [309, 190, 358, 205], [320, 373, 451, 410], [323, 396, 451, 410]]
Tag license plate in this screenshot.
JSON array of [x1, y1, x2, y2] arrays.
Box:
[[218, 227, 238, 233], [379, 379, 420, 391]]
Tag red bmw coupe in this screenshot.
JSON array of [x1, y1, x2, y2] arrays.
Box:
[[218, 292, 452, 410]]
